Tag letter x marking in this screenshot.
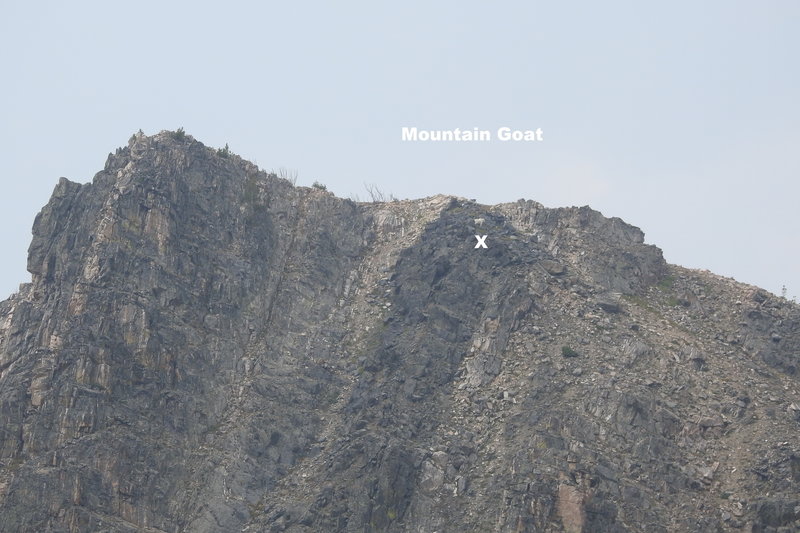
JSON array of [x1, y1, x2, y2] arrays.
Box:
[[474, 235, 488, 248]]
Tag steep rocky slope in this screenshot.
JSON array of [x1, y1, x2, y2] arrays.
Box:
[[0, 131, 798, 532]]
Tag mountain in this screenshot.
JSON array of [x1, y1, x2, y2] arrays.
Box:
[[0, 131, 798, 532]]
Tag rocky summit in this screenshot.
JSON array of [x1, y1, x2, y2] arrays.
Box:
[[0, 131, 798, 533]]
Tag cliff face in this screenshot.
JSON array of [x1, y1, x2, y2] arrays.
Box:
[[0, 131, 798, 532]]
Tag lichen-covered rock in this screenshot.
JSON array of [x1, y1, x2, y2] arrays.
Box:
[[0, 131, 798, 532]]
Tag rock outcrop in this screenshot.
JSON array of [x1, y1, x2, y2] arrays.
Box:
[[0, 131, 798, 532]]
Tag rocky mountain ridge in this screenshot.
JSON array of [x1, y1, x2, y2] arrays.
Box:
[[0, 131, 798, 532]]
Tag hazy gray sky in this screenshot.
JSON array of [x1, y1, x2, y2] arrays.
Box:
[[1, 1, 798, 299]]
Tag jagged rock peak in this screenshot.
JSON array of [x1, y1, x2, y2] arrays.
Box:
[[0, 131, 798, 532], [29, 130, 667, 298]]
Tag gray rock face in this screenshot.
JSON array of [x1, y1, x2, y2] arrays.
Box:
[[0, 131, 798, 532]]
